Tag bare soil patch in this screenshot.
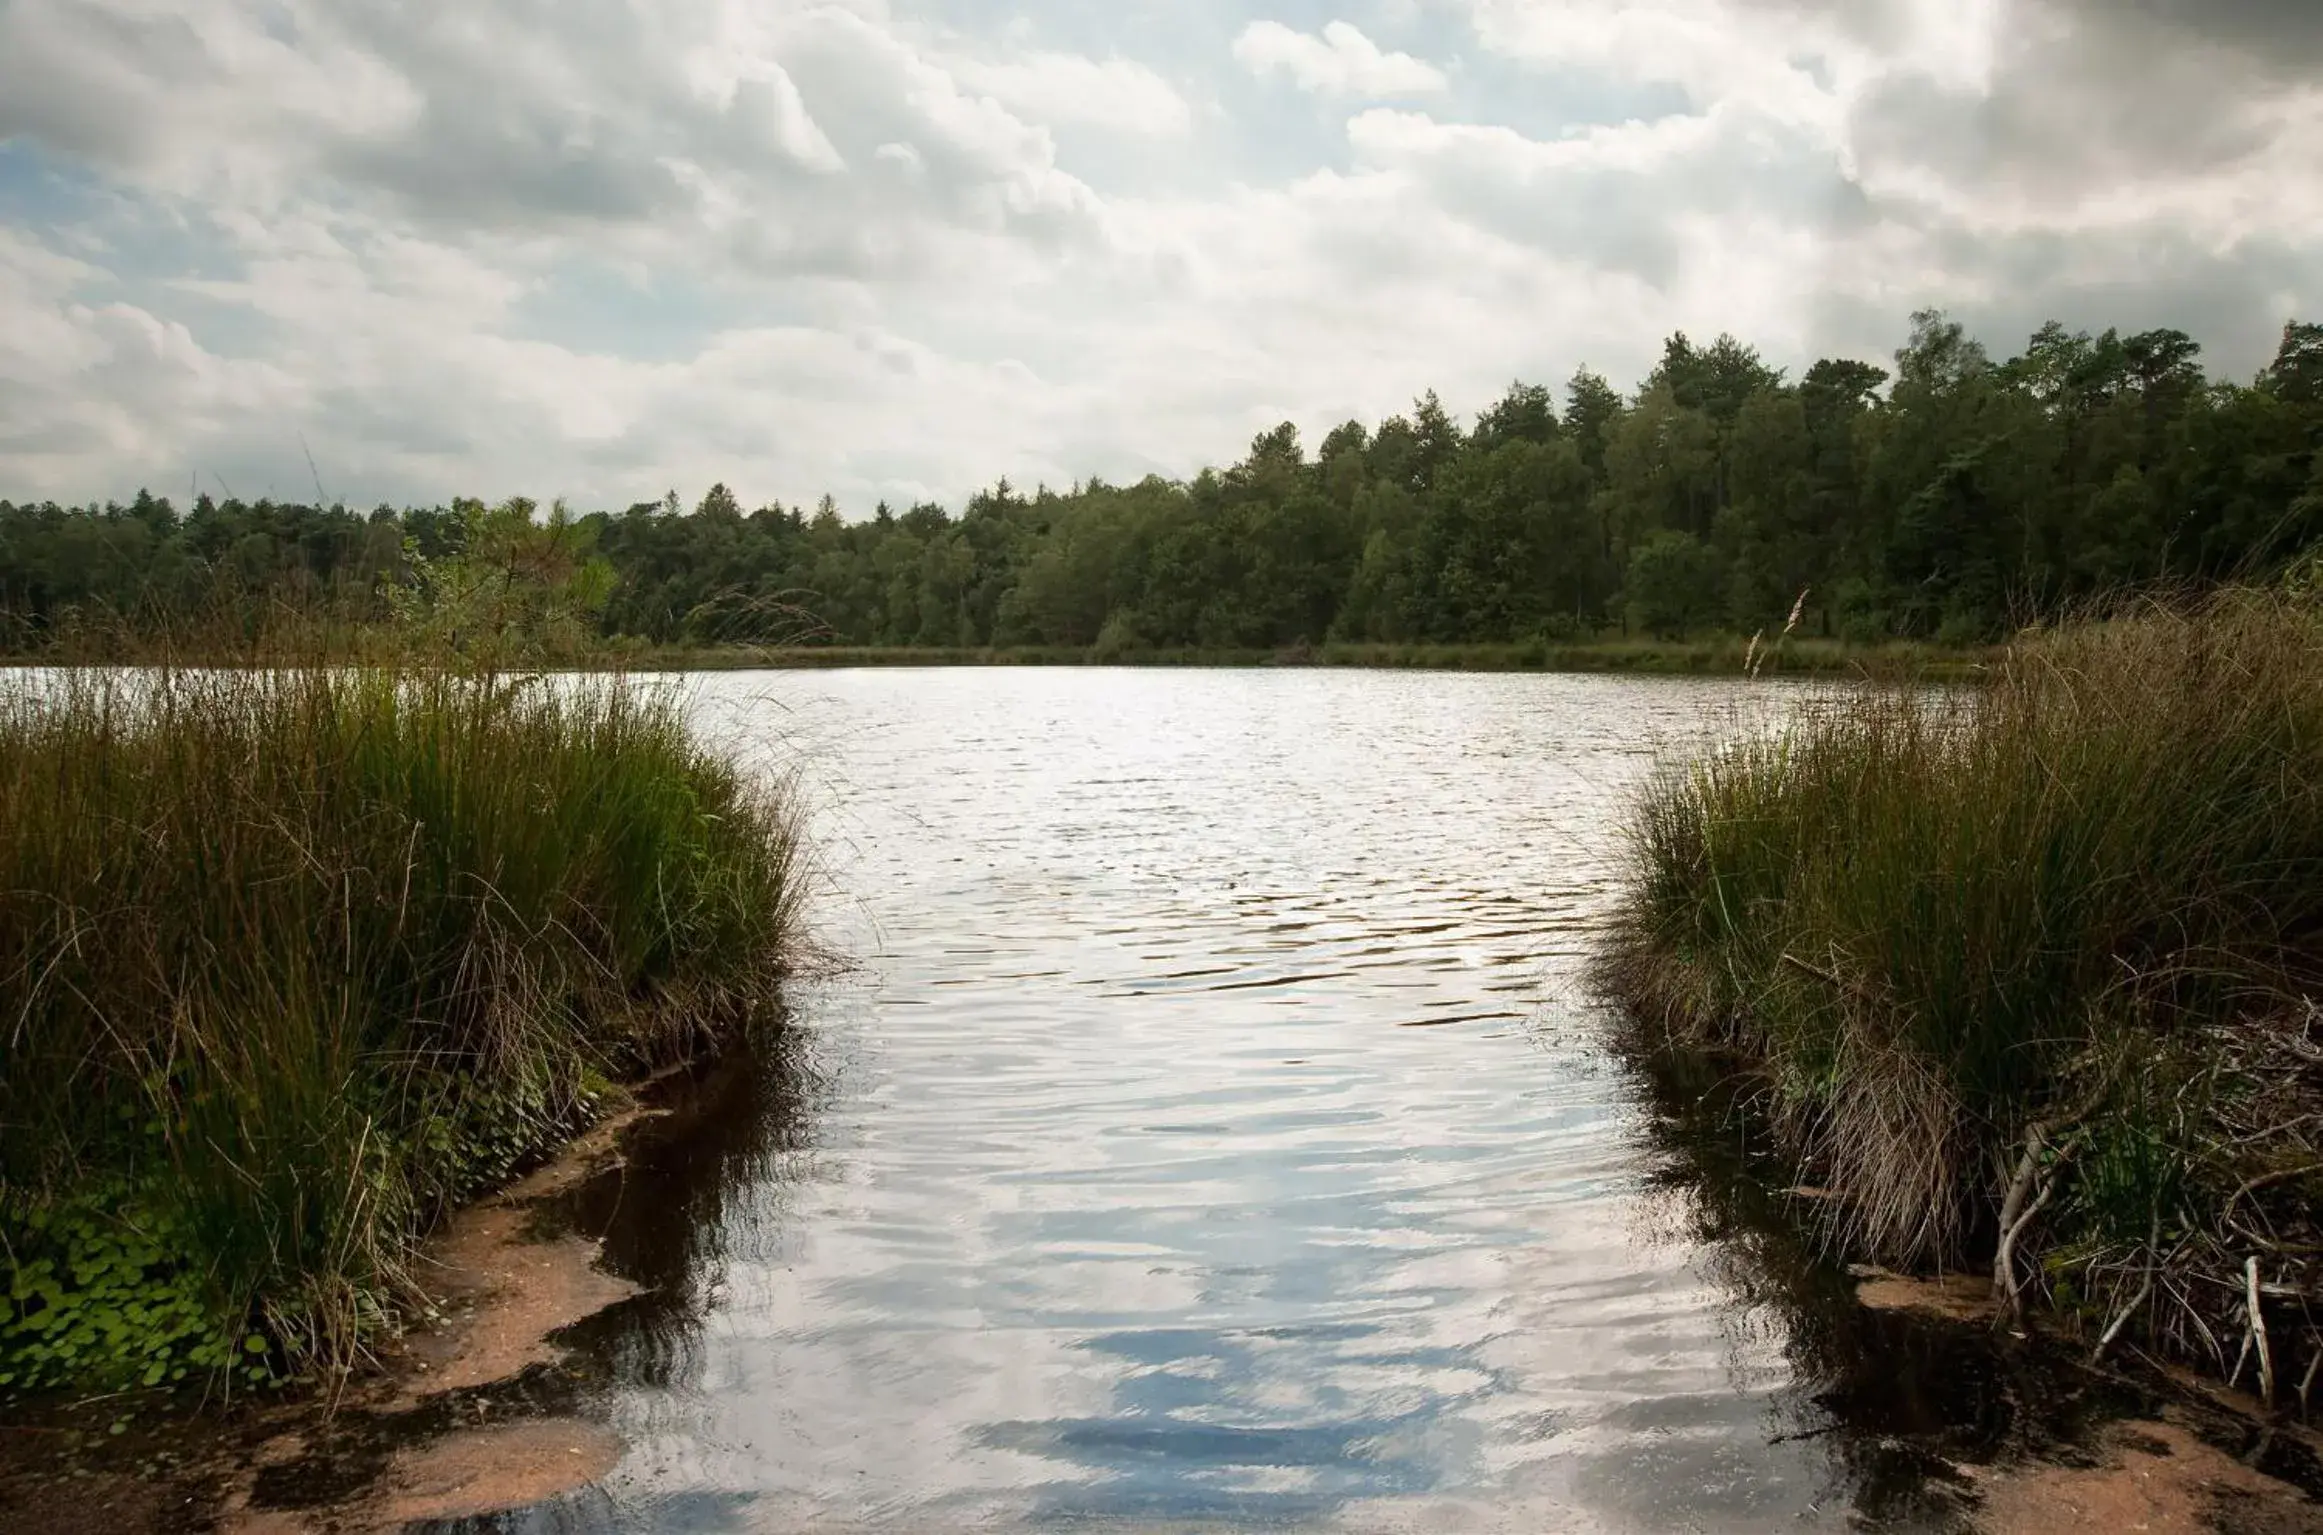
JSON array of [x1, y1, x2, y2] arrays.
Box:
[[1970, 1419, 2323, 1534], [362, 1418, 622, 1527], [363, 1099, 659, 1404], [1851, 1265, 2001, 1324]]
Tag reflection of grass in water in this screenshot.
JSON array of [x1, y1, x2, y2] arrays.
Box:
[[1621, 1046, 2150, 1530], [552, 1020, 836, 1390], [1601, 595, 2323, 1400], [0, 663, 808, 1393]]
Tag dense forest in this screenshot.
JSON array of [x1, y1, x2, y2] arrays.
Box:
[[6, 310, 2322, 653]]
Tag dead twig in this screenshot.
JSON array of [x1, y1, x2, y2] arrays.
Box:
[[2094, 1213, 2164, 1364], [2249, 1255, 2277, 1408], [1779, 950, 1847, 990]]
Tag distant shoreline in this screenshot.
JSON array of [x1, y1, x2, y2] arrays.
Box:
[[0, 635, 1995, 680], [549, 637, 1992, 680]]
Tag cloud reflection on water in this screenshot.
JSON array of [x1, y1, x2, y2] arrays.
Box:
[[443, 669, 2064, 1534]]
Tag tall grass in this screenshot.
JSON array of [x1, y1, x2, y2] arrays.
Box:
[[0, 662, 804, 1391], [1600, 594, 2323, 1395]]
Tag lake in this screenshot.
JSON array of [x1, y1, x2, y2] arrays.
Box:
[[451, 667, 2065, 1532]]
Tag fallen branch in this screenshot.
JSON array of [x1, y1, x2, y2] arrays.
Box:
[[2225, 1162, 2323, 1216], [1994, 1118, 2084, 1318], [2093, 1280, 2151, 1361]]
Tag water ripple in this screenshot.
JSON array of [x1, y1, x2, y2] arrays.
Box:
[[490, 670, 1927, 1533]]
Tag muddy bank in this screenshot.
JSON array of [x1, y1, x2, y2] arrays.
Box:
[[187, 1101, 660, 1530], [270, 1420, 625, 1531], [1630, 1051, 2323, 1531], [0, 1063, 711, 1534], [372, 1102, 650, 1405], [1972, 1419, 2319, 1535], [1851, 1266, 2002, 1324]]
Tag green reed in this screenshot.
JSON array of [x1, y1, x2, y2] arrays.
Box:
[[1600, 594, 2323, 1391], [0, 661, 804, 1392]]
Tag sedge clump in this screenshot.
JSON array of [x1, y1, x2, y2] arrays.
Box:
[[1599, 592, 2323, 1402], [0, 660, 804, 1395]]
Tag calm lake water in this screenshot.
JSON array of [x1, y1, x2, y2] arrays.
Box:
[[430, 668, 2088, 1533]]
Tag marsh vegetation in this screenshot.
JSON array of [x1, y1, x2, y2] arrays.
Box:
[[0, 659, 805, 1396], [1601, 594, 2323, 1405]]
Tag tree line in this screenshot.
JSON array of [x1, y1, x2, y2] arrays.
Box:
[[6, 310, 2321, 653]]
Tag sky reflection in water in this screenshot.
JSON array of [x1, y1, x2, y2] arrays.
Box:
[[442, 669, 2029, 1533]]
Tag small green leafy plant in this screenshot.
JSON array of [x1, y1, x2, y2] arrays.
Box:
[[2, 1183, 274, 1394]]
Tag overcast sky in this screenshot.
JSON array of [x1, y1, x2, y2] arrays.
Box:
[[2, 0, 2318, 513]]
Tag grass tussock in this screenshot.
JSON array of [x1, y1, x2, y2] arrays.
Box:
[[0, 663, 804, 1394], [1599, 593, 2323, 1399]]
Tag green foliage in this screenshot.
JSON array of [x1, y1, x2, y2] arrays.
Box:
[[1601, 596, 2323, 1377], [386, 496, 618, 664], [6, 313, 2321, 657], [0, 663, 804, 1392], [2, 1182, 276, 1394], [1625, 530, 1722, 638]]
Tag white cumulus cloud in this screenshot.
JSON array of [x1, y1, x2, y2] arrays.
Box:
[[952, 51, 1193, 137], [1232, 19, 1448, 98]]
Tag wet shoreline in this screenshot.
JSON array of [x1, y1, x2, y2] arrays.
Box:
[[0, 1057, 721, 1532], [8, 1024, 2323, 1531]]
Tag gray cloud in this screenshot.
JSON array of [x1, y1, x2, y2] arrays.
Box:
[[2059, 0, 2323, 70], [1734, 0, 2323, 72], [336, 108, 691, 228], [1847, 2, 2316, 204], [1872, 221, 2319, 376], [0, 6, 209, 169]]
